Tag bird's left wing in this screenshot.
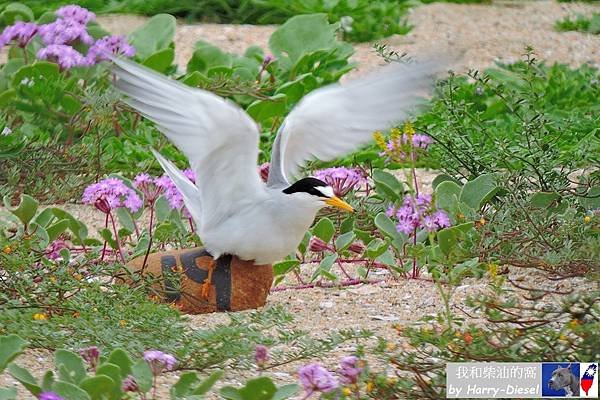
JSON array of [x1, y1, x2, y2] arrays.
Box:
[[111, 57, 264, 223], [267, 60, 442, 187]]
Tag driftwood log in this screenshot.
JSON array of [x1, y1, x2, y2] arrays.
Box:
[[127, 247, 273, 314]]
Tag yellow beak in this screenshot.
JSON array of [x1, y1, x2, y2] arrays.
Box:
[[325, 196, 354, 213]]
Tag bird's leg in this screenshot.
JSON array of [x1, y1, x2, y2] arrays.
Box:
[[200, 258, 215, 300]]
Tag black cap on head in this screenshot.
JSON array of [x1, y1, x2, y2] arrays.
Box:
[[283, 177, 329, 197]]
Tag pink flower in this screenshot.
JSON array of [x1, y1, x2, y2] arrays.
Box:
[[314, 167, 366, 197], [45, 239, 67, 260], [122, 375, 139, 392], [133, 173, 162, 204], [298, 363, 338, 396], [37, 45, 89, 70], [0, 22, 38, 49], [309, 237, 332, 253], [87, 35, 135, 63], [143, 350, 176, 375], [339, 356, 362, 384], [39, 392, 64, 400], [82, 177, 142, 213], [254, 345, 269, 368], [79, 346, 100, 370], [155, 170, 196, 216], [259, 162, 270, 182], [390, 194, 451, 236]]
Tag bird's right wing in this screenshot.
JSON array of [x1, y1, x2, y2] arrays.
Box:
[[111, 57, 264, 223]]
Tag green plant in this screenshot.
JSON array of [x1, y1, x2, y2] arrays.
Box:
[[556, 13, 600, 34]]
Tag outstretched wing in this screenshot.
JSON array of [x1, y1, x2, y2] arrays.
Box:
[[267, 60, 442, 187], [111, 57, 264, 225]]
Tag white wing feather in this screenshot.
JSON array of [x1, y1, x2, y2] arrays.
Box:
[[111, 57, 264, 228], [268, 60, 442, 185]]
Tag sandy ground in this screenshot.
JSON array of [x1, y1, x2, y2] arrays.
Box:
[[94, 0, 600, 76], [2, 1, 600, 398]]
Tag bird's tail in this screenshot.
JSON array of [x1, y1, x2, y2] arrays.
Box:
[[151, 149, 202, 225]]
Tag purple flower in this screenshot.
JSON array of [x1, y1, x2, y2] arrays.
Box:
[[412, 134, 433, 149], [0, 22, 38, 49], [87, 35, 135, 63], [122, 375, 139, 392], [45, 239, 67, 260], [143, 350, 176, 375], [133, 173, 162, 204], [37, 45, 89, 70], [79, 346, 100, 370], [39, 18, 93, 46], [262, 54, 275, 66], [314, 167, 366, 197], [155, 170, 196, 214], [254, 345, 269, 368], [55, 5, 96, 24], [39, 393, 64, 400], [339, 356, 362, 384], [82, 177, 142, 213], [390, 194, 451, 236], [298, 363, 338, 397]]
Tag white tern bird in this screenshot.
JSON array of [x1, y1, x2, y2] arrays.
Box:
[[111, 56, 440, 297]]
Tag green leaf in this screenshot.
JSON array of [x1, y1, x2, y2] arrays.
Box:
[[100, 228, 117, 250], [107, 349, 132, 378], [41, 371, 54, 392], [269, 14, 338, 64], [131, 360, 153, 393], [579, 187, 600, 210], [7, 363, 40, 395], [1, 2, 34, 24], [437, 222, 475, 256], [192, 370, 223, 395], [0, 89, 16, 107], [435, 181, 461, 212], [171, 372, 199, 398], [12, 62, 60, 87], [459, 174, 499, 210], [246, 94, 287, 124], [0, 335, 27, 373], [530, 191, 561, 208], [372, 169, 403, 202], [95, 363, 123, 400], [374, 212, 400, 240], [311, 254, 338, 282], [154, 195, 172, 222], [55, 349, 87, 384], [366, 238, 388, 259], [312, 217, 335, 243], [142, 48, 174, 73], [3, 194, 38, 227], [0, 387, 17, 400], [238, 377, 277, 400], [46, 219, 69, 242], [80, 375, 115, 400], [116, 207, 136, 233], [128, 14, 176, 60], [272, 384, 299, 400], [273, 260, 300, 276], [52, 381, 91, 400], [187, 40, 232, 74], [219, 386, 243, 400], [339, 215, 354, 234], [432, 173, 460, 190], [335, 231, 355, 252]]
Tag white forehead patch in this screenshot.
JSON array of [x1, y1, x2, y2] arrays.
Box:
[[316, 186, 334, 198]]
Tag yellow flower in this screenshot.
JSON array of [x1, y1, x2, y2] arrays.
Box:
[[479, 218, 486, 225], [559, 334, 567, 341], [74, 273, 82, 281], [33, 313, 47, 321], [390, 127, 402, 141], [119, 319, 126, 327], [403, 121, 415, 136], [49, 276, 57, 283], [387, 377, 398, 385], [342, 387, 352, 396], [373, 131, 387, 151], [487, 263, 498, 278], [568, 319, 579, 329], [2, 246, 12, 254], [386, 342, 397, 351], [366, 381, 374, 393], [584, 215, 591, 223]]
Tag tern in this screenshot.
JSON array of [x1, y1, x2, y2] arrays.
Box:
[[111, 56, 440, 297]]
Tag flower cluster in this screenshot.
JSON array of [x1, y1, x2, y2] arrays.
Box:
[[339, 356, 363, 384], [0, 21, 38, 48], [133, 173, 163, 204], [80, 346, 100, 370], [298, 363, 339, 397], [45, 239, 67, 260], [155, 170, 196, 218], [314, 167, 366, 197], [0, 4, 135, 70], [82, 177, 142, 214], [143, 350, 176, 375], [387, 194, 451, 235], [254, 344, 269, 368], [39, 392, 64, 400], [374, 121, 433, 163]]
